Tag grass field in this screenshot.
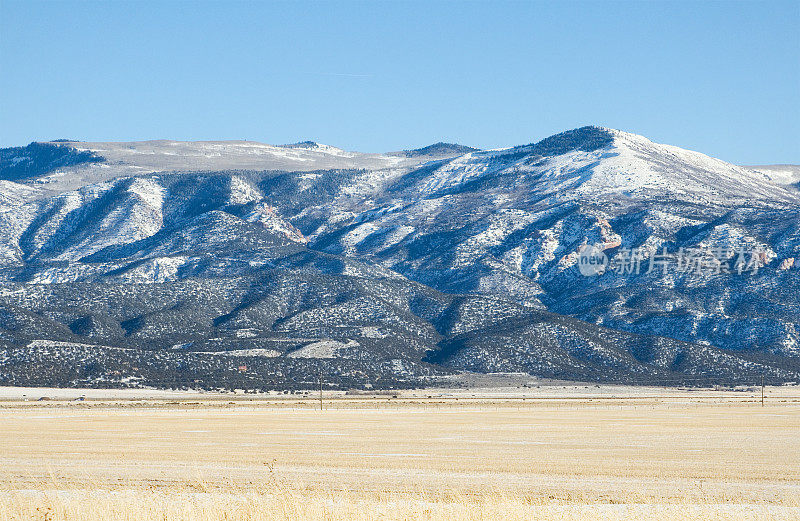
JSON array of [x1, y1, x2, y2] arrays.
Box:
[[1, 385, 799, 520]]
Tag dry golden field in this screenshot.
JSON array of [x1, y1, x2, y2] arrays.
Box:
[[0, 385, 799, 520]]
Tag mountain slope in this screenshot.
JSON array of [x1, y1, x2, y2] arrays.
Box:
[[746, 164, 800, 189], [294, 127, 800, 356]]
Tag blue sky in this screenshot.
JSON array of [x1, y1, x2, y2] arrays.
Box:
[[1, 0, 798, 164]]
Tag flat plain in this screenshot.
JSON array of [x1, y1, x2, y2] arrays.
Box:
[[1, 384, 799, 520]]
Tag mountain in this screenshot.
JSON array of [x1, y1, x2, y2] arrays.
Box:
[[0, 142, 103, 182], [0, 127, 798, 390], [0, 139, 472, 200], [394, 142, 480, 158], [745, 164, 800, 189]]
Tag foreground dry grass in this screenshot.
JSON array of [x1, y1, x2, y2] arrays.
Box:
[[1, 387, 799, 519], [3, 486, 799, 521]]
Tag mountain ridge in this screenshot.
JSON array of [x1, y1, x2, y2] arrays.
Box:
[[1, 127, 798, 389]]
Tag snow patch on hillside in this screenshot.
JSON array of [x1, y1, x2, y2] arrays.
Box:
[[287, 339, 359, 358], [244, 202, 307, 244]]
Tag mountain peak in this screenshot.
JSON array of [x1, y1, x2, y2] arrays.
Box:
[[523, 126, 616, 157], [410, 125, 799, 207], [400, 142, 479, 158], [278, 140, 322, 149]]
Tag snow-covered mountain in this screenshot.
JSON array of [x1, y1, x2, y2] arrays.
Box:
[[745, 164, 800, 188], [0, 139, 467, 199], [1, 127, 798, 389]]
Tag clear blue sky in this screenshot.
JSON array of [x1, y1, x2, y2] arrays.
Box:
[[1, 0, 798, 164]]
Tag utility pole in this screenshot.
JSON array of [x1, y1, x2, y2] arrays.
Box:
[[761, 374, 764, 407], [318, 368, 323, 411]]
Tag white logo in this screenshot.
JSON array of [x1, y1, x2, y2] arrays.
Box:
[[578, 245, 608, 276]]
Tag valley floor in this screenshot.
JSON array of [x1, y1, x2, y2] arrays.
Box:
[[0, 385, 799, 520]]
